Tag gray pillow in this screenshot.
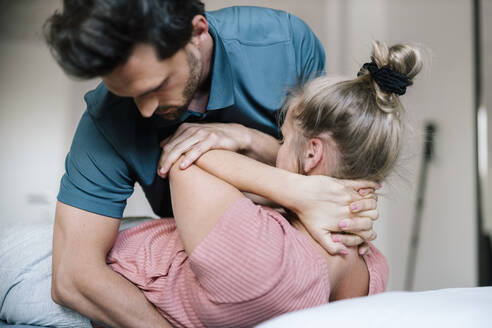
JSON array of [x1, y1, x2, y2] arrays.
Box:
[[0, 224, 92, 327], [0, 217, 156, 327]]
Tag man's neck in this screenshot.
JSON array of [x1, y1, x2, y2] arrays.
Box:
[[198, 32, 214, 91], [187, 32, 214, 114]]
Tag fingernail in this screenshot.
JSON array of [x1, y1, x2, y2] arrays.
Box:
[[180, 161, 188, 169], [159, 168, 166, 174], [333, 236, 341, 242], [350, 203, 358, 211], [377, 183, 382, 189], [339, 221, 348, 228], [359, 189, 368, 195], [340, 250, 349, 255]]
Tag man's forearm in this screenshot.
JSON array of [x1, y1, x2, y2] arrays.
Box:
[[242, 127, 280, 166], [195, 149, 301, 210], [53, 263, 172, 328]]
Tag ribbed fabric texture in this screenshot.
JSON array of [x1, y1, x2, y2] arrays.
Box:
[[107, 198, 388, 328]]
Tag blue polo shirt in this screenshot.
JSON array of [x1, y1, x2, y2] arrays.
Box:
[[57, 6, 326, 219]]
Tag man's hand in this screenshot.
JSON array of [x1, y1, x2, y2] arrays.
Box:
[[158, 123, 251, 178], [158, 123, 281, 179], [290, 175, 380, 256]]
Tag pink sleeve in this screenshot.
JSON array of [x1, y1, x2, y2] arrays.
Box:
[[363, 242, 389, 294], [189, 198, 293, 303]]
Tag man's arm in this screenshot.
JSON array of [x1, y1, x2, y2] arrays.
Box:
[[52, 202, 172, 328]]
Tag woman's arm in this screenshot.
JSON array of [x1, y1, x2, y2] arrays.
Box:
[[192, 150, 379, 254], [168, 158, 245, 255], [242, 192, 281, 207]]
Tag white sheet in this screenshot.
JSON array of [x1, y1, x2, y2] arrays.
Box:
[[258, 287, 492, 328]]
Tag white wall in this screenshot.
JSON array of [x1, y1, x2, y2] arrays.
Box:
[[0, 0, 478, 291], [0, 0, 70, 225], [372, 0, 476, 291], [0, 0, 155, 223], [206, 0, 478, 291], [334, 0, 477, 291]]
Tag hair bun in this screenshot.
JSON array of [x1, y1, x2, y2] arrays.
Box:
[[362, 41, 423, 114], [358, 62, 410, 95]]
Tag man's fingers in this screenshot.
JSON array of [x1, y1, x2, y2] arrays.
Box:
[[159, 136, 171, 148], [160, 123, 196, 149], [161, 129, 196, 155], [338, 217, 373, 233], [180, 139, 216, 169], [349, 198, 377, 213], [332, 233, 364, 247], [159, 131, 194, 175], [159, 136, 200, 176]]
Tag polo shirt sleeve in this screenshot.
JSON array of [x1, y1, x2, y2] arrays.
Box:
[[289, 15, 326, 83], [57, 111, 134, 219]]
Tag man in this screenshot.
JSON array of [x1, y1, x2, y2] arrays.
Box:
[[45, 1, 378, 327]]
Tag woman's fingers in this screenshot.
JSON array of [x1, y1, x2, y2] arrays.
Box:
[[342, 179, 381, 192], [357, 229, 377, 242], [337, 217, 377, 241], [359, 190, 378, 201], [349, 198, 377, 214], [338, 217, 373, 232], [314, 231, 350, 256], [332, 233, 364, 247], [358, 242, 371, 255], [356, 210, 379, 221]]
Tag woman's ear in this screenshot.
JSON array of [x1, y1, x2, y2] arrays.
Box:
[[303, 138, 325, 174]]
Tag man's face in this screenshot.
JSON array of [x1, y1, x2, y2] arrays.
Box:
[[103, 43, 202, 120]]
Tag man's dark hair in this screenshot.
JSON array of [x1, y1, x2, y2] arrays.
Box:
[[44, 0, 205, 78]]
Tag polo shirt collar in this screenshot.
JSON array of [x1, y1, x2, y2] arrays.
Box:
[[206, 17, 235, 110]]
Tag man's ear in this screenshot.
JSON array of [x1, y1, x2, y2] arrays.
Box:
[[190, 15, 209, 46], [303, 138, 325, 174]]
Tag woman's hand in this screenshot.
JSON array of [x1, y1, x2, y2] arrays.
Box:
[[290, 174, 380, 255]]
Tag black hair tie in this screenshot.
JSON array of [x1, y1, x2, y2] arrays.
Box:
[[357, 62, 410, 95]]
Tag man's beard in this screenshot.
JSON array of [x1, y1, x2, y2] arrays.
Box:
[[158, 49, 202, 121]]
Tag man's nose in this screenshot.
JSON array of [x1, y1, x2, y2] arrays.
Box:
[[135, 97, 158, 118]]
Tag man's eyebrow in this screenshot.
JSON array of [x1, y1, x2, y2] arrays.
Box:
[[136, 77, 168, 98]]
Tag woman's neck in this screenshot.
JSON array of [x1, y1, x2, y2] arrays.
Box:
[[287, 214, 369, 300]]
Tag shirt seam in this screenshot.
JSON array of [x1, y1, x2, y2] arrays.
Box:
[[221, 38, 291, 47]]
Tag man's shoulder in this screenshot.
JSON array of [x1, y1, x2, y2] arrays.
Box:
[[81, 82, 150, 144], [76, 83, 160, 179], [206, 6, 302, 45], [84, 82, 135, 120]]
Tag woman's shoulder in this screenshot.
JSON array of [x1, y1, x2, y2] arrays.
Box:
[[362, 242, 390, 294], [189, 197, 330, 304]]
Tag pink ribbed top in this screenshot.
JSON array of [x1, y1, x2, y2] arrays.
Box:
[[107, 198, 388, 328]]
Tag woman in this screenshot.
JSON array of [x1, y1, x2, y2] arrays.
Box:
[[106, 41, 423, 327]]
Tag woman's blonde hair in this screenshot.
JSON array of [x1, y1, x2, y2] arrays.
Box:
[[283, 41, 423, 182]]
